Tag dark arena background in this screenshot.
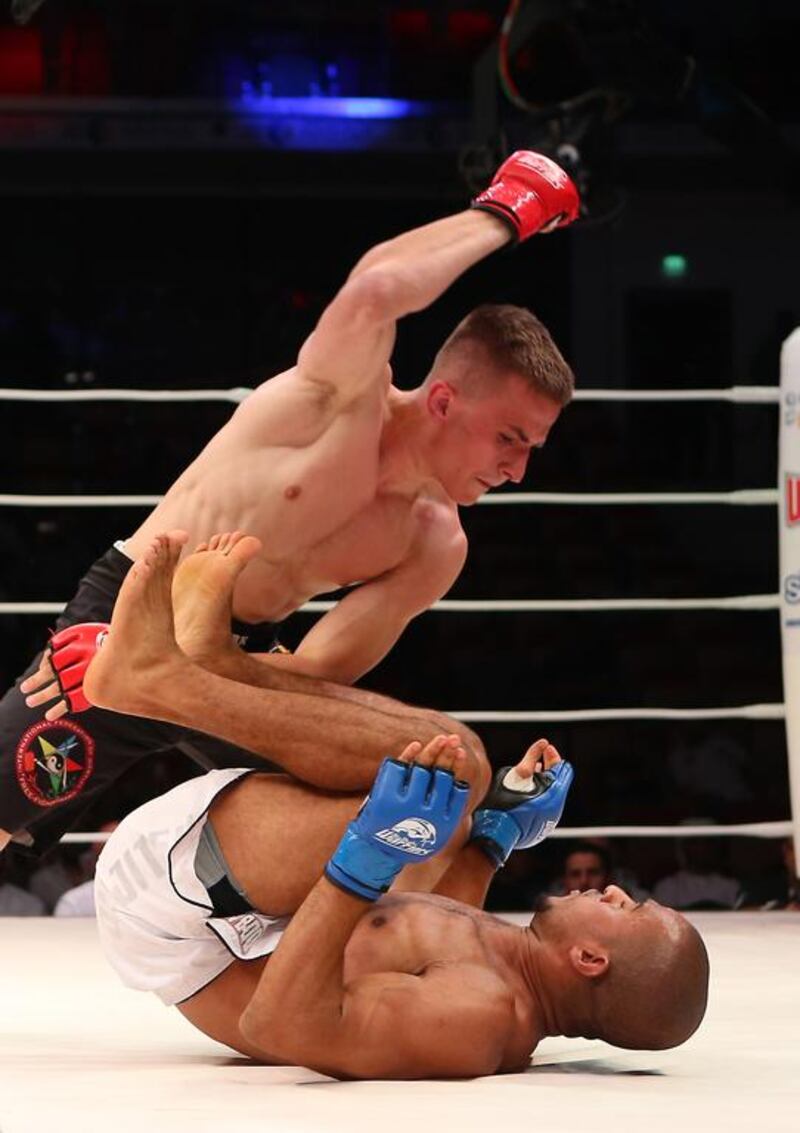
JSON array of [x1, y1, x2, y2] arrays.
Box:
[[0, 3, 798, 1129]]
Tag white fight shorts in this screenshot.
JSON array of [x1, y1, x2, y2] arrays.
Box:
[[95, 768, 289, 1006]]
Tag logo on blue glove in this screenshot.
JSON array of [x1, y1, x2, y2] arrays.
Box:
[[375, 817, 437, 855]]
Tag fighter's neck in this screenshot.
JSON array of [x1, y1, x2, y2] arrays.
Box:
[[498, 919, 566, 1042], [519, 923, 593, 1042], [377, 386, 439, 495]]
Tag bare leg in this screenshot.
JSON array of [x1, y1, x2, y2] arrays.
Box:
[[173, 533, 435, 715], [0, 829, 10, 853], [178, 735, 478, 1054], [171, 532, 489, 798], [210, 735, 474, 913], [171, 531, 266, 681], [85, 533, 489, 798]]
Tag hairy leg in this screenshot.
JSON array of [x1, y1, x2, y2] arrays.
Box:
[[172, 534, 490, 800], [210, 735, 475, 912], [85, 533, 489, 798], [178, 735, 478, 1055], [173, 533, 452, 715]]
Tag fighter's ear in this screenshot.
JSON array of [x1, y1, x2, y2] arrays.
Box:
[[568, 943, 609, 980], [426, 380, 456, 421]]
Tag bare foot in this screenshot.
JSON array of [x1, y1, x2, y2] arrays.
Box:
[[171, 531, 262, 663], [83, 531, 188, 716]]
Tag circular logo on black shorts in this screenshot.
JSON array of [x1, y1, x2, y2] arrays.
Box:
[[15, 719, 95, 808]]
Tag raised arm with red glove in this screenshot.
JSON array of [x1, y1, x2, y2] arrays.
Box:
[[471, 150, 580, 241]]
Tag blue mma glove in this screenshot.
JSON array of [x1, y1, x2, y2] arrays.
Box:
[[470, 761, 574, 868], [325, 757, 470, 901]]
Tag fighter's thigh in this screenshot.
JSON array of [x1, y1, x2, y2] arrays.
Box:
[[0, 648, 173, 851], [0, 650, 84, 837], [210, 773, 362, 914]]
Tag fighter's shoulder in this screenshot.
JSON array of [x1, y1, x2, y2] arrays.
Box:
[[234, 366, 337, 421], [224, 364, 382, 449], [260, 362, 391, 415], [377, 501, 464, 612], [410, 487, 467, 563]]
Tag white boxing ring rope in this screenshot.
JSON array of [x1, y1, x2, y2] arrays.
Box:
[[2, 359, 797, 857]]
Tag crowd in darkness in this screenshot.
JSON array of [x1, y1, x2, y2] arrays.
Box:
[[2, 827, 797, 919], [0, 191, 796, 914]]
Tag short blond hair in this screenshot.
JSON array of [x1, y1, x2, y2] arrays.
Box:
[[435, 304, 574, 406]]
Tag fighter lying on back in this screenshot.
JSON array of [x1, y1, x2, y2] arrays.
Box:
[[87, 532, 709, 1079]]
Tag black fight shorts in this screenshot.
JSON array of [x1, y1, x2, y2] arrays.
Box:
[[0, 544, 281, 855]]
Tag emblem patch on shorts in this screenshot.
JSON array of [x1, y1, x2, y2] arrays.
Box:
[[15, 719, 95, 808]]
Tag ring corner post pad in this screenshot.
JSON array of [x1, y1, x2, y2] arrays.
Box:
[[778, 326, 800, 871]]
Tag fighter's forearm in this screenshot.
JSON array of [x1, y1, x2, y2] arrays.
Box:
[[432, 841, 497, 908], [238, 876, 366, 1066], [249, 645, 366, 687], [349, 210, 510, 319]]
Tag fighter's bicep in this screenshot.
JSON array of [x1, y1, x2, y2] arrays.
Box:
[[297, 273, 397, 401], [338, 966, 514, 1079]]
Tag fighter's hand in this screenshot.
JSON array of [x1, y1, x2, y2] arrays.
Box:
[[396, 732, 467, 778], [325, 734, 470, 902], [470, 737, 574, 867], [471, 150, 580, 242], [20, 622, 110, 721], [503, 737, 563, 788]]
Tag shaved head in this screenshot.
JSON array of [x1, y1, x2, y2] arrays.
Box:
[[590, 906, 710, 1049], [534, 891, 710, 1051]]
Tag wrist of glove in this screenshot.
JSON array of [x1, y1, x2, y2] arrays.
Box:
[[471, 150, 580, 242], [325, 757, 470, 902], [325, 830, 406, 902], [470, 760, 574, 869], [48, 622, 110, 714]]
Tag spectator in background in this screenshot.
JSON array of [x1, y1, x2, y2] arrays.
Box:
[[560, 841, 612, 893], [483, 849, 543, 912], [0, 853, 45, 916], [54, 820, 119, 918], [653, 835, 741, 910], [550, 840, 649, 902], [777, 837, 800, 910], [28, 842, 86, 913], [739, 837, 800, 910]]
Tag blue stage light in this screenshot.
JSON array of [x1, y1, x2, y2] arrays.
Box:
[[235, 94, 429, 119]]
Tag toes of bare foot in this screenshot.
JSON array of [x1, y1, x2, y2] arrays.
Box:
[[166, 532, 185, 561], [228, 533, 262, 563], [135, 546, 157, 573], [166, 529, 189, 550]]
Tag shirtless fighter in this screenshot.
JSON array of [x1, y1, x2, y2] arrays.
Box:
[[89, 533, 709, 1080], [2, 150, 578, 855]]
